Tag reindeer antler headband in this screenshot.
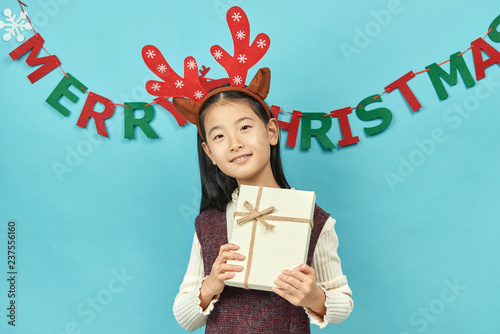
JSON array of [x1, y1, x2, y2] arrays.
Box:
[[142, 6, 272, 139]]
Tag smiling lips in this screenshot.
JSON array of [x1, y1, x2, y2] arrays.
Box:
[[231, 154, 252, 163]]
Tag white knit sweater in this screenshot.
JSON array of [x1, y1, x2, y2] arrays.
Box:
[[173, 195, 353, 331]]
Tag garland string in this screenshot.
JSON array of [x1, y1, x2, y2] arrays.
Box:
[[12, 1, 496, 119]]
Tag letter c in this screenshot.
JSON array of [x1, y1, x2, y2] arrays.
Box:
[[108, 278, 124, 294]]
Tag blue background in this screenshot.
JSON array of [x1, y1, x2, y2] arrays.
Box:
[[1, 0, 499, 333]]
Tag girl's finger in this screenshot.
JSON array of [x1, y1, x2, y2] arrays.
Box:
[[220, 251, 245, 262], [212, 254, 244, 275], [295, 264, 315, 276], [272, 287, 293, 303], [218, 271, 237, 281], [218, 243, 239, 255], [278, 273, 302, 290], [219, 263, 244, 273], [274, 277, 299, 294], [281, 269, 309, 282]]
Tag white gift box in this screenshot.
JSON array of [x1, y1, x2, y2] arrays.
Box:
[[226, 185, 316, 291]]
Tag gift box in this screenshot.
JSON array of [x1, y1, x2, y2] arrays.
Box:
[[226, 185, 316, 291]]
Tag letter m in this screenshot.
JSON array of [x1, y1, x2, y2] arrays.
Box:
[[9, 33, 61, 84], [425, 51, 475, 100]]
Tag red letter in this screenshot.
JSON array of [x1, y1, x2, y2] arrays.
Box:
[[76, 93, 115, 137], [154, 97, 187, 126], [328, 107, 360, 147], [471, 38, 500, 81], [9, 34, 61, 83], [270, 105, 281, 119], [271, 106, 301, 147], [385, 71, 422, 111]]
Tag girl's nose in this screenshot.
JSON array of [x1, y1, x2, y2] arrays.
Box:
[[229, 138, 243, 151]]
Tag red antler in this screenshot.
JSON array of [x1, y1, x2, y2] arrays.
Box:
[[198, 65, 230, 92], [210, 6, 270, 87], [199, 65, 210, 78], [142, 45, 206, 101]]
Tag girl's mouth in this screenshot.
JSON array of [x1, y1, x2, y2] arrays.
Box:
[[231, 154, 251, 163]]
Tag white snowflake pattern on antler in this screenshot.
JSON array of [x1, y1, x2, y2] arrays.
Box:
[[236, 30, 246, 40], [157, 64, 167, 73], [256, 38, 267, 49], [233, 75, 242, 85], [0, 8, 32, 42], [174, 80, 184, 89], [187, 60, 196, 70], [237, 54, 247, 63], [142, 45, 211, 100], [210, 6, 270, 87], [232, 12, 242, 22], [194, 90, 204, 100], [213, 50, 223, 59]]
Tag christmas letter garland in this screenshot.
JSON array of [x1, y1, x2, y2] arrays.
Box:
[[4, 1, 500, 150]]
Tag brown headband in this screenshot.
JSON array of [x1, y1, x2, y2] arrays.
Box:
[[172, 67, 272, 140]]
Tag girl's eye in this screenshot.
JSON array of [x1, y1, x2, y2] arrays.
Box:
[[241, 125, 251, 131], [213, 134, 223, 140]]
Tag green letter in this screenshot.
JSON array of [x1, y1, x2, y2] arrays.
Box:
[[124, 103, 159, 139], [355, 95, 393, 136], [488, 15, 500, 43], [46, 73, 87, 116], [300, 113, 335, 149], [425, 51, 475, 100]]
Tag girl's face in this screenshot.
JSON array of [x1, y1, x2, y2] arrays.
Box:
[[201, 101, 280, 188]]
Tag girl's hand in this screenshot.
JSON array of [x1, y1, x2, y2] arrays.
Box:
[[199, 243, 244, 309], [272, 263, 327, 317]]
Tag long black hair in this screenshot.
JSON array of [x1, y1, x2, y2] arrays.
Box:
[[197, 90, 290, 212]]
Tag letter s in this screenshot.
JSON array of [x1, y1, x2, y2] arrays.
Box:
[[443, 108, 461, 129], [409, 312, 427, 333], [355, 94, 393, 135], [76, 302, 95, 323]]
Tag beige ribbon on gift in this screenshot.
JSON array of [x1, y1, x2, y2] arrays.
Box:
[[234, 186, 313, 290]]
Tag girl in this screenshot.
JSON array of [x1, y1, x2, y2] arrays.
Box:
[[172, 68, 353, 333]]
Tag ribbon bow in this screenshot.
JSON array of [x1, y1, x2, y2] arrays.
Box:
[[236, 201, 276, 231]]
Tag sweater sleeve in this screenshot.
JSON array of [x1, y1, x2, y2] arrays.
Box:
[[173, 233, 220, 331], [305, 216, 354, 328]]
